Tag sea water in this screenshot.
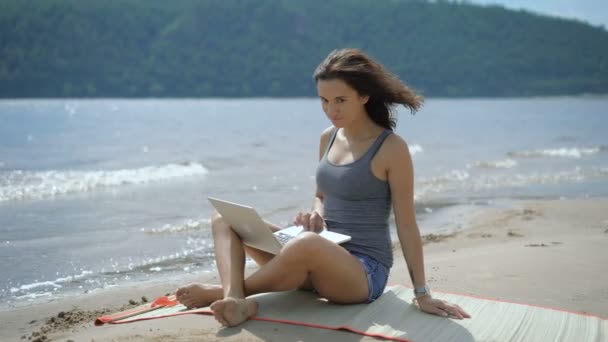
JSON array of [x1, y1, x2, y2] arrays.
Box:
[[1, 96, 606, 307]]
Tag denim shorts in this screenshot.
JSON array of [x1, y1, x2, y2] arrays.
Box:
[[351, 252, 389, 303]]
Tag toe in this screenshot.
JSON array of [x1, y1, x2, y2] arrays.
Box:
[[210, 299, 224, 312], [179, 294, 192, 307], [213, 310, 229, 326]]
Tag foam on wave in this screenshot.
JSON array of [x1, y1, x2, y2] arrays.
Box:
[[0, 162, 208, 202], [508, 146, 606, 159]]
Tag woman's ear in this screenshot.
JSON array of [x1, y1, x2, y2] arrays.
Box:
[[360, 95, 369, 105]]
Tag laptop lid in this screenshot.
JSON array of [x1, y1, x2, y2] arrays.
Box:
[[207, 197, 282, 254]]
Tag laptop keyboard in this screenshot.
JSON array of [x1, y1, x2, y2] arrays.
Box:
[[275, 232, 294, 245]]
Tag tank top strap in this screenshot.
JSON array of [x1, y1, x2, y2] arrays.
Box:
[[323, 127, 339, 158], [366, 130, 392, 160]]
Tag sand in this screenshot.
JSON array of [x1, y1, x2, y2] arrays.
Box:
[[1, 198, 607, 341]]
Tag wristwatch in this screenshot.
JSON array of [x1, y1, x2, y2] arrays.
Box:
[[413, 285, 431, 297]]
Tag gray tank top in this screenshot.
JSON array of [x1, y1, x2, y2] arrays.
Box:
[[316, 128, 393, 269]]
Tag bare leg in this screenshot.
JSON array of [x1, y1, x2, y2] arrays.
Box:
[[176, 214, 312, 308], [178, 212, 369, 327], [176, 213, 281, 308], [235, 233, 369, 303], [210, 234, 369, 326]]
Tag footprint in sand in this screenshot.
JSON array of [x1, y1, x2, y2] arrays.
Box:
[[521, 209, 541, 221], [525, 242, 563, 247], [466, 233, 492, 238], [507, 231, 524, 237], [525, 243, 549, 247]]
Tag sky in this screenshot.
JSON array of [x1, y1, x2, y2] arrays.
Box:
[[469, 0, 608, 28]]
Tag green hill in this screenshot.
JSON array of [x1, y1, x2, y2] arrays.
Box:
[[1, 0, 607, 98]]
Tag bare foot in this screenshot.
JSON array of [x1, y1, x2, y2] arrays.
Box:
[[175, 284, 223, 309], [210, 297, 258, 327]]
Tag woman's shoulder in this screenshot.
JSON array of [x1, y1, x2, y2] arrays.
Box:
[[320, 125, 335, 138], [378, 132, 414, 168], [317, 126, 336, 157], [319, 125, 335, 144], [383, 131, 410, 154]]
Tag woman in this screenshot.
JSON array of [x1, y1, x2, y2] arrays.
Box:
[[176, 48, 471, 327]]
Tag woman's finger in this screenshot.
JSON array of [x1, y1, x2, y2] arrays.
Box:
[[444, 302, 469, 319], [435, 300, 448, 310], [311, 212, 325, 232], [438, 300, 458, 314], [294, 212, 303, 225], [456, 306, 472, 318], [301, 213, 311, 230], [423, 304, 448, 317], [309, 215, 321, 232], [446, 305, 464, 319]]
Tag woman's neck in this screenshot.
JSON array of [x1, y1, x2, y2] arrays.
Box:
[[341, 113, 384, 141]]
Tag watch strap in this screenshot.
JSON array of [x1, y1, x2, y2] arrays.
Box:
[[413, 285, 431, 297]]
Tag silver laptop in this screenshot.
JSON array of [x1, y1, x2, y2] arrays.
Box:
[[208, 197, 351, 255]]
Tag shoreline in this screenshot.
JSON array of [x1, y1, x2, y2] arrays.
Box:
[[2, 198, 607, 341]]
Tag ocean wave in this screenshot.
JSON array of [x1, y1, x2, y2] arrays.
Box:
[[14, 292, 53, 300], [414, 166, 607, 200], [468, 158, 518, 169], [508, 146, 606, 159], [10, 270, 93, 294], [425, 170, 471, 184], [141, 218, 210, 235], [414, 170, 469, 200], [0, 162, 208, 202]]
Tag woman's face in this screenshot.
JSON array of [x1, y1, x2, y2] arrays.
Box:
[[316, 78, 369, 128]]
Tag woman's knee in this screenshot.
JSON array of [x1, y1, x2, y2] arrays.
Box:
[[210, 210, 229, 233], [282, 232, 324, 259]]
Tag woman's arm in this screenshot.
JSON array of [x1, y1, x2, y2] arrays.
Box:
[[386, 136, 426, 289], [387, 135, 470, 319], [311, 190, 324, 217]]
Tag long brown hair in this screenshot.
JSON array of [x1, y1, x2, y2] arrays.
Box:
[[313, 48, 423, 130]]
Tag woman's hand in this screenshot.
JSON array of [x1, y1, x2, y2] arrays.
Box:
[[294, 211, 325, 233], [416, 295, 471, 319]]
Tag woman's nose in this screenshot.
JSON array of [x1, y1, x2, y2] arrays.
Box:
[[327, 103, 339, 115]]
